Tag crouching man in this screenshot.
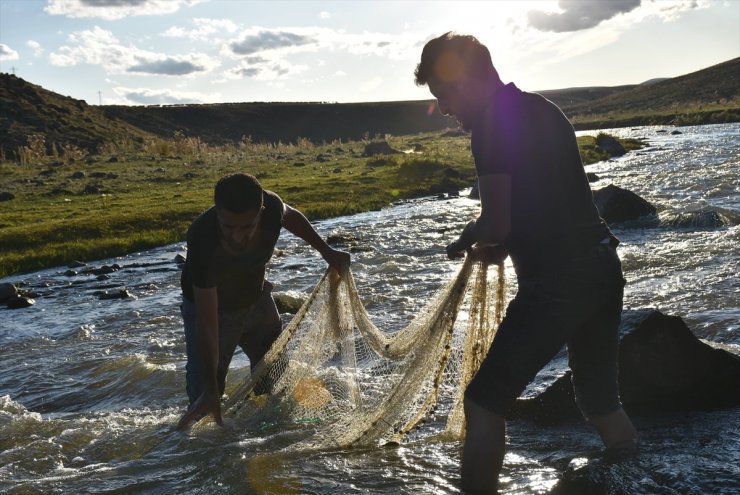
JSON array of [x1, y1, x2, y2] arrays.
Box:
[[176, 172, 349, 430]]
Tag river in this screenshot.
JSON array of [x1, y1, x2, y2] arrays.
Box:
[[1, 123, 738, 494]]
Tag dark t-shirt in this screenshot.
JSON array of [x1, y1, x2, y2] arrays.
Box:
[[180, 190, 285, 310], [471, 83, 613, 275]]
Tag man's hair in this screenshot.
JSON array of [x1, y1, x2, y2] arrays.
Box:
[[414, 32, 500, 86], [214, 173, 263, 212]]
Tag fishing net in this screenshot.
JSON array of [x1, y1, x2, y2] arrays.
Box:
[[219, 257, 506, 449]]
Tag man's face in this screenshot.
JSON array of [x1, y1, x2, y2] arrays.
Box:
[[428, 78, 477, 131], [217, 206, 263, 251]]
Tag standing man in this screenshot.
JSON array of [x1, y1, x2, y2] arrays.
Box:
[[414, 33, 638, 493], [176, 172, 350, 430]]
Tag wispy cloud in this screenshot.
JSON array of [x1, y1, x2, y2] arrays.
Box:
[[229, 30, 318, 55], [220, 58, 308, 81], [162, 18, 239, 42], [26, 40, 45, 57], [49, 26, 217, 75], [127, 57, 207, 75], [0, 43, 19, 61], [45, 0, 202, 21], [212, 26, 423, 82], [511, 0, 710, 81], [527, 0, 642, 32], [112, 85, 220, 105]]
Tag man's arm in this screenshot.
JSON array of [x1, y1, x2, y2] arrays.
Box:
[[176, 286, 223, 430], [447, 174, 511, 260], [281, 205, 350, 272]]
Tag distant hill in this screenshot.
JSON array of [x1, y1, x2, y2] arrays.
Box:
[[1, 57, 738, 158], [543, 57, 740, 127], [102, 100, 458, 146], [0, 74, 151, 159]]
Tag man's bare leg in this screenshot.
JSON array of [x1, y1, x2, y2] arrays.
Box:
[[588, 407, 639, 451], [462, 397, 506, 494]]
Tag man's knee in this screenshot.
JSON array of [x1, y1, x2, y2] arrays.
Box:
[[464, 397, 506, 433]]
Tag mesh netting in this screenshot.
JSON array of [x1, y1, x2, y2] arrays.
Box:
[[217, 257, 505, 450]]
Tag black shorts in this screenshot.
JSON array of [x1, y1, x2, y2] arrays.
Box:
[[465, 243, 626, 418]]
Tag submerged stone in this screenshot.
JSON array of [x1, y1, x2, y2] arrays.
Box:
[[273, 292, 306, 314], [660, 209, 728, 229], [6, 295, 35, 309]]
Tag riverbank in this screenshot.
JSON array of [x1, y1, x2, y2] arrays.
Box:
[[0, 131, 643, 278]]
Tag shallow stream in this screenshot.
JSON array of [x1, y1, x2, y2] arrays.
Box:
[[1, 123, 738, 494]]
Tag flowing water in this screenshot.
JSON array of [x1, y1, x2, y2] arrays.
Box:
[[1, 123, 738, 494]]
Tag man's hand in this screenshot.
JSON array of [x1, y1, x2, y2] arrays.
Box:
[[176, 388, 223, 431], [446, 220, 477, 260], [323, 247, 351, 274], [467, 244, 508, 265], [446, 238, 468, 260]]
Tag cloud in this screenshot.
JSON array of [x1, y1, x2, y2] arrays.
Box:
[[113, 85, 219, 105], [319, 11, 331, 19], [127, 58, 206, 75], [0, 44, 19, 61], [45, 0, 201, 20], [26, 40, 45, 57], [163, 18, 238, 41], [49, 26, 217, 75], [229, 30, 318, 55], [528, 0, 641, 32], [221, 58, 308, 81]]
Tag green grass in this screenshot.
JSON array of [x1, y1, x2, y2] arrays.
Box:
[[0, 131, 638, 278]]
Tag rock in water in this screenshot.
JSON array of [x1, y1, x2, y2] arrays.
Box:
[[0, 282, 18, 303], [595, 134, 627, 157], [593, 184, 657, 224], [6, 296, 35, 309], [618, 310, 740, 414], [509, 309, 740, 422]]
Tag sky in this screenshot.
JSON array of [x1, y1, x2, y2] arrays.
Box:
[[0, 0, 738, 106]]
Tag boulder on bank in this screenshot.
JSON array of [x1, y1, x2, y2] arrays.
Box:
[[0, 191, 15, 201], [509, 309, 740, 423], [593, 184, 657, 224], [363, 141, 398, 157], [595, 134, 627, 157]]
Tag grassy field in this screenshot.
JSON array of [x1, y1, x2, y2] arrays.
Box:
[[0, 131, 642, 278]]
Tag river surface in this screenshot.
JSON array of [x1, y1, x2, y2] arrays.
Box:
[[1, 123, 738, 494]]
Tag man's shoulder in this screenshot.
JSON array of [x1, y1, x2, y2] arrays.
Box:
[[187, 207, 217, 240], [262, 190, 285, 228], [263, 189, 283, 208]]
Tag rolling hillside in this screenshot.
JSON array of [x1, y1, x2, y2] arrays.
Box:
[[0, 73, 152, 159], [102, 100, 458, 146], [1, 56, 738, 159]]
